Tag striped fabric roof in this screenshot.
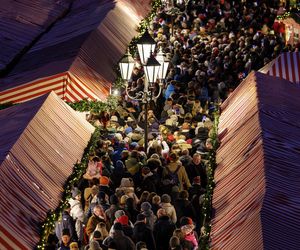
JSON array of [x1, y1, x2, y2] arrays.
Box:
[[211, 71, 300, 250], [0, 0, 72, 72], [259, 52, 300, 83], [0, 92, 94, 249], [0, 72, 99, 104], [0, 0, 151, 102]]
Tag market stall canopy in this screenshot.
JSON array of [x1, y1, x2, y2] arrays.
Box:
[[0, 92, 94, 249], [211, 71, 300, 250], [0, 0, 151, 103], [259, 52, 300, 83], [0, 0, 73, 73]]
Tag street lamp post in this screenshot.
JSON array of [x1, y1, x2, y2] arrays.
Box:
[[119, 29, 169, 152]]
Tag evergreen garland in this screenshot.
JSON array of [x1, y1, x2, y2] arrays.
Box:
[[67, 95, 119, 114], [36, 127, 101, 249], [199, 106, 220, 250]]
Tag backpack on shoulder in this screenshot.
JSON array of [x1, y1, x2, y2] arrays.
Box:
[[162, 164, 181, 186]]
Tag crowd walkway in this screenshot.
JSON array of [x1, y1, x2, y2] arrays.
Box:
[[53, 1, 296, 250]]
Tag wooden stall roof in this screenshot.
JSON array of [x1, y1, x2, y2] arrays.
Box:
[[0, 0, 73, 72], [211, 71, 300, 250], [0, 92, 94, 249], [0, 0, 151, 100]]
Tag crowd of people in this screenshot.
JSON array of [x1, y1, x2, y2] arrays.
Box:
[[52, 1, 296, 250]]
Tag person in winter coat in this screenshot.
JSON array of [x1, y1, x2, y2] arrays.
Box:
[[115, 214, 133, 239], [136, 166, 157, 195], [112, 141, 127, 166], [174, 191, 197, 224], [55, 205, 77, 244], [163, 152, 191, 192], [140, 202, 157, 230], [96, 191, 110, 212], [124, 197, 139, 224], [179, 217, 198, 250], [133, 214, 156, 250], [115, 178, 139, 205], [102, 222, 135, 250], [185, 153, 207, 188], [86, 205, 107, 238], [57, 229, 72, 250], [153, 208, 176, 250], [105, 194, 121, 226], [125, 150, 143, 176], [68, 188, 85, 244], [159, 194, 177, 224], [84, 183, 99, 212]]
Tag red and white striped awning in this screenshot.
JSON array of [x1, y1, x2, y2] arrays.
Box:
[[0, 0, 151, 104], [0, 92, 94, 249], [259, 52, 300, 83], [211, 72, 300, 250], [0, 72, 99, 104]]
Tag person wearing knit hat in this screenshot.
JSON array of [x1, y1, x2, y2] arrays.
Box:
[[115, 214, 133, 238], [129, 141, 138, 150], [180, 217, 198, 249], [161, 194, 171, 203], [116, 214, 129, 225], [160, 194, 177, 224], [133, 213, 156, 250], [141, 202, 157, 230], [153, 208, 176, 250], [103, 223, 135, 249], [99, 176, 113, 198], [99, 176, 110, 186], [58, 228, 71, 249], [124, 126, 133, 135], [141, 201, 152, 212], [146, 157, 162, 171]]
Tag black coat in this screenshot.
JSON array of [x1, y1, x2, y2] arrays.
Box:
[[138, 174, 157, 194], [153, 216, 176, 250], [174, 198, 197, 224], [133, 221, 156, 250], [185, 162, 207, 188], [102, 230, 135, 250]]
